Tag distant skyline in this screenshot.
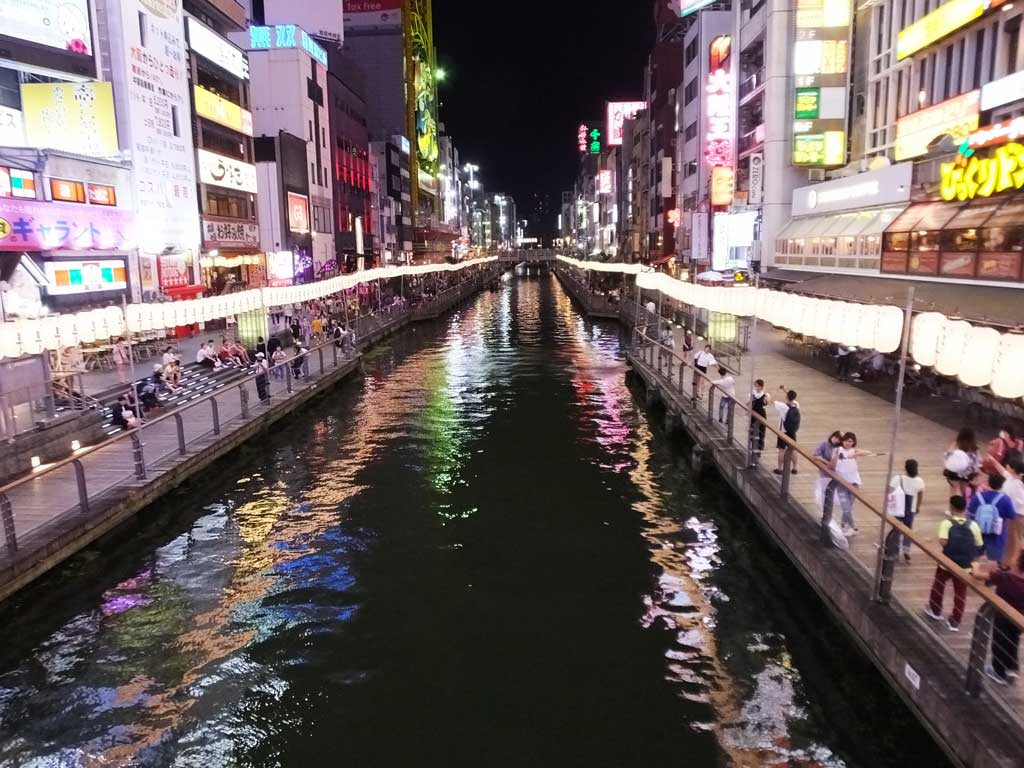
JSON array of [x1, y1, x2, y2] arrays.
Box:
[[433, 0, 654, 236]]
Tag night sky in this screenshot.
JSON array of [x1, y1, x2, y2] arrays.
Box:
[[432, 0, 654, 237]]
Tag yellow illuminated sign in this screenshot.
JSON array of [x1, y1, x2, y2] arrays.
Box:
[[796, 0, 851, 28], [193, 85, 253, 136], [710, 166, 735, 206], [20, 83, 119, 158], [897, 0, 994, 60], [793, 131, 846, 165], [941, 142, 1024, 200], [894, 90, 979, 161]]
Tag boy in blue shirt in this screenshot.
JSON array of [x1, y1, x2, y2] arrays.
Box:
[[969, 474, 1017, 565]]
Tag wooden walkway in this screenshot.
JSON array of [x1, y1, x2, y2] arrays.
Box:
[[649, 324, 1024, 720]]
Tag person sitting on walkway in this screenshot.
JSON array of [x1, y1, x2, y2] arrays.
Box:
[[217, 341, 242, 367], [773, 389, 800, 476], [926, 495, 983, 632], [968, 474, 1017, 567], [163, 359, 182, 392], [196, 340, 217, 369], [975, 550, 1024, 685], [228, 337, 251, 366], [113, 395, 139, 430], [161, 346, 179, 367]]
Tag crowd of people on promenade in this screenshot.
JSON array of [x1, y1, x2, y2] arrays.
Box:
[[641, 307, 1024, 687]]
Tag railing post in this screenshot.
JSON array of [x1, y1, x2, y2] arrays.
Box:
[[285, 361, 293, 393], [780, 448, 794, 497], [72, 458, 89, 515], [211, 396, 221, 435], [174, 413, 186, 455], [240, 384, 250, 419], [746, 420, 758, 469], [677, 363, 685, 394], [706, 388, 715, 425], [318, 347, 325, 375], [130, 432, 146, 480], [0, 492, 16, 554], [726, 397, 735, 441], [966, 602, 995, 697], [332, 342, 338, 367], [875, 528, 901, 603]]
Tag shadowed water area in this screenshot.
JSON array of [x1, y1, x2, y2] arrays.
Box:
[[0, 275, 948, 767]]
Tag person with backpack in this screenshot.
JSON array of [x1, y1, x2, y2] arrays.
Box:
[[773, 389, 800, 475], [983, 425, 1024, 476], [926, 495, 983, 631], [890, 459, 926, 562], [968, 474, 1018, 565]]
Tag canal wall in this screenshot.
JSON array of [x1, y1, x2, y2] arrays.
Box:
[[627, 352, 1022, 768], [0, 272, 497, 604]]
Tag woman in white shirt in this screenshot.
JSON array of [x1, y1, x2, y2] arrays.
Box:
[[835, 431, 882, 536], [890, 458, 925, 562]]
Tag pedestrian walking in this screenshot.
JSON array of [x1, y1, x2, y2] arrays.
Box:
[[992, 456, 1024, 568], [709, 366, 736, 425], [834, 432, 882, 536], [112, 336, 131, 384], [925, 495, 983, 631], [813, 431, 843, 544], [944, 427, 981, 501], [983, 425, 1024, 475], [254, 353, 270, 401], [693, 345, 716, 399], [749, 379, 770, 462], [891, 459, 925, 562], [773, 389, 800, 475], [968, 474, 1017, 565], [976, 551, 1024, 685]]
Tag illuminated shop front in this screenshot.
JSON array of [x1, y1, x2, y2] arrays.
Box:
[[881, 122, 1024, 284]]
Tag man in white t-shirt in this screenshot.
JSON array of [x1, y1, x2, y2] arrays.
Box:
[[995, 455, 1024, 568], [693, 345, 716, 398], [890, 458, 926, 562], [710, 366, 736, 424]]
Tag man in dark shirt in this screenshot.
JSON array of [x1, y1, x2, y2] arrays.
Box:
[[984, 551, 1024, 684]]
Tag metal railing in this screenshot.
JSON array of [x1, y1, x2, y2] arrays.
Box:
[[629, 325, 1024, 718], [0, 310, 411, 566], [0, 374, 100, 442], [553, 264, 623, 317]]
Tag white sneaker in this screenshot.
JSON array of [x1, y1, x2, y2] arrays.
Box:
[[923, 606, 943, 622], [985, 666, 1008, 685]]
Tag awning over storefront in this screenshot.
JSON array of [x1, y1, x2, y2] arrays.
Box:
[[886, 196, 1024, 232], [781, 272, 1023, 328], [776, 205, 908, 241]]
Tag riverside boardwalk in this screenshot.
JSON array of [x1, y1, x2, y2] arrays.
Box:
[[554, 263, 1024, 767]]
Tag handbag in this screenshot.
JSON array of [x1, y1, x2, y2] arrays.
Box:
[[886, 475, 906, 519]]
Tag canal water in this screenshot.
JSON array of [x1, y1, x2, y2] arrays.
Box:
[[0, 275, 948, 767]]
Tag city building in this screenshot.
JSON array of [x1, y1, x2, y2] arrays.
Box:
[[371, 138, 414, 263], [239, 23, 334, 282], [185, 9, 262, 294], [327, 49, 375, 272]]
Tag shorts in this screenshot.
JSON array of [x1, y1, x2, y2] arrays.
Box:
[[777, 431, 797, 450], [943, 469, 977, 484]]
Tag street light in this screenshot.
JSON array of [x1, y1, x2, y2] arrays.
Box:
[[435, 67, 447, 82]]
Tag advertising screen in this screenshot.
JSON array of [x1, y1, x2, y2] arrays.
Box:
[[21, 82, 119, 158], [344, 0, 401, 29], [0, 0, 93, 56], [606, 101, 646, 146], [44, 259, 127, 295], [287, 192, 310, 234]]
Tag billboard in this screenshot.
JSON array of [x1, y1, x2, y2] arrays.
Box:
[[287, 192, 310, 234], [607, 102, 646, 146], [186, 16, 249, 80], [20, 82, 119, 157], [0, 0, 93, 56], [193, 85, 253, 136], [0, 196, 135, 251], [791, 0, 852, 167], [894, 90, 980, 161], [344, 0, 402, 29], [103, 0, 200, 255], [197, 149, 258, 194]]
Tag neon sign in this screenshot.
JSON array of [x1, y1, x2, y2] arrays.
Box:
[[941, 142, 1024, 201], [897, 0, 1006, 61], [705, 36, 734, 189], [607, 101, 646, 146], [249, 25, 328, 67], [894, 90, 979, 161]]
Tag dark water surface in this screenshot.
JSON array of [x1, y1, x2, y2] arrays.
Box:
[[0, 276, 948, 767]]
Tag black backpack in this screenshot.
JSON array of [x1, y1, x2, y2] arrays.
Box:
[[784, 405, 801, 435], [943, 520, 976, 568]]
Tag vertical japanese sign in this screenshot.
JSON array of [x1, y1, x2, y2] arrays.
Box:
[[792, 0, 852, 166], [104, 0, 200, 256], [705, 35, 735, 206]]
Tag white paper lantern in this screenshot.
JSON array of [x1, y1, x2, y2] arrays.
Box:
[[959, 326, 1001, 388], [812, 300, 832, 340], [838, 303, 861, 346], [991, 332, 1024, 399], [826, 302, 848, 344], [17, 320, 41, 354], [149, 304, 167, 331], [105, 306, 125, 337], [75, 312, 96, 343], [874, 305, 906, 354], [910, 312, 945, 367], [39, 316, 60, 350], [0, 323, 20, 359], [92, 308, 110, 340], [57, 314, 79, 347], [856, 304, 880, 350], [935, 319, 972, 376]]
